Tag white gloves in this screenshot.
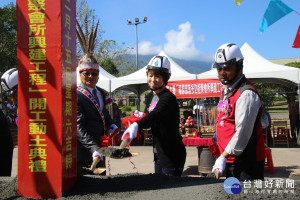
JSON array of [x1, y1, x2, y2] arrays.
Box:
[[212, 154, 227, 175], [108, 124, 119, 135], [92, 151, 103, 161], [121, 122, 138, 143]]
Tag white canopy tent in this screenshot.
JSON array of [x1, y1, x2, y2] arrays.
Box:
[[76, 66, 116, 93], [111, 50, 197, 94], [197, 43, 300, 86]]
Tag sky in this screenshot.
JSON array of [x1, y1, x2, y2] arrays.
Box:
[[1, 0, 300, 62]]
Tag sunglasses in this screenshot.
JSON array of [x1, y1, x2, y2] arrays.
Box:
[[81, 71, 99, 77]]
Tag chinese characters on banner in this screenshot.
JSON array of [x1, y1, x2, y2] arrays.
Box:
[[243, 179, 295, 194], [17, 0, 77, 198], [61, 0, 77, 176], [167, 79, 222, 99]]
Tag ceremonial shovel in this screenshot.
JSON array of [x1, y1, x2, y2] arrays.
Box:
[[83, 131, 138, 174], [119, 136, 129, 149], [82, 128, 120, 175], [119, 133, 139, 157], [214, 168, 220, 179]]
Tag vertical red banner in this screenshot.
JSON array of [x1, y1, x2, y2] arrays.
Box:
[[17, 0, 77, 198]]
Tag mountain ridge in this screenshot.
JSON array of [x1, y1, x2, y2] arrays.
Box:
[[132, 54, 213, 74]]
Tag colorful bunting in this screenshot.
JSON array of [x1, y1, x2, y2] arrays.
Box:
[[234, 0, 244, 6], [292, 25, 300, 48], [259, 0, 294, 33]]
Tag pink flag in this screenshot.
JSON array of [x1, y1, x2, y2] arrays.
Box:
[[292, 25, 300, 48]]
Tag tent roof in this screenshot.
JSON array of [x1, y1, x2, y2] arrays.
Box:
[[76, 66, 116, 92], [197, 43, 299, 86], [111, 50, 197, 94]]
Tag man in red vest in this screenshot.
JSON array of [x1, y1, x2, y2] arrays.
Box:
[[211, 43, 265, 180]]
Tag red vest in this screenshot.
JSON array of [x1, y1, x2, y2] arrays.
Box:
[[216, 78, 265, 163]]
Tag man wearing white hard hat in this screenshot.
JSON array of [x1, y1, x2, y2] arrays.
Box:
[[1, 68, 18, 105], [121, 55, 186, 176], [211, 43, 265, 180], [0, 68, 16, 176]]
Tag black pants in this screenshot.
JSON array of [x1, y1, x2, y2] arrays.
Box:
[[0, 110, 14, 176], [154, 153, 186, 177], [0, 146, 13, 176], [225, 160, 265, 181]]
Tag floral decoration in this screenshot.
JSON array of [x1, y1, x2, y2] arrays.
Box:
[[217, 99, 232, 117], [147, 101, 157, 112]]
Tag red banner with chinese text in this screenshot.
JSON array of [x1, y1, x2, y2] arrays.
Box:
[[167, 79, 222, 99], [17, 0, 77, 198]]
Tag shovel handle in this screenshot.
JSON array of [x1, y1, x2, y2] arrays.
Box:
[[120, 139, 128, 149], [214, 168, 220, 179], [89, 156, 100, 171], [120, 133, 130, 149]]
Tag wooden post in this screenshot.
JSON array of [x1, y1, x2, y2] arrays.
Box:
[[17, 0, 77, 198]]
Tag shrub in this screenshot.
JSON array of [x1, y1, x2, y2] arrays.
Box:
[[121, 106, 132, 112]]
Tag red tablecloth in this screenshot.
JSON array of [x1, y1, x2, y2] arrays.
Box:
[[182, 137, 213, 146]]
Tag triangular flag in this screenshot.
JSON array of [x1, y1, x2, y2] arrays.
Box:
[[234, 0, 244, 6], [292, 25, 300, 48], [259, 0, 294, 33]]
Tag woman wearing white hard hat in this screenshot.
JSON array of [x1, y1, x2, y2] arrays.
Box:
[[0, 68, 16, 176], [121, 56, 186, 176]]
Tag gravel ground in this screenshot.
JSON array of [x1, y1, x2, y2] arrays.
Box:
[[1, 174, 299, 200], [2, 135, 299, 200]]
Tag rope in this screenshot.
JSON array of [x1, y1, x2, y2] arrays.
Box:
[[127, 145, 138, 173], [107, 157, 111, 175], [129, 157, 138, 173]]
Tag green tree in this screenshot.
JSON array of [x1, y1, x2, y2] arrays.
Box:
[[254, 61, 300, 107], [99, 57, 119, 76], [97, 40, 136, 76], [253, 83, 277, 108], [0, 3, 17, 75], [285, 61, 300, 68], [284, 61, 300, 102]]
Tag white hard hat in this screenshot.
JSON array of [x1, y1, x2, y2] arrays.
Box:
[[212, 43, 243, 68], [146, 56, 171, 74], [1, 68, 18, 96]]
